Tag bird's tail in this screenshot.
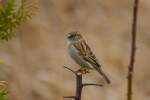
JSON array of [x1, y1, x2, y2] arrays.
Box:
[[95, 67, 111, 84]]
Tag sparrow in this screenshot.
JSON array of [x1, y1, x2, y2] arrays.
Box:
[[66, 31, 111, 84]]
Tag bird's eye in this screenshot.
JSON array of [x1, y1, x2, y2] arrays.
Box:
[[68, 35, 74, 39]]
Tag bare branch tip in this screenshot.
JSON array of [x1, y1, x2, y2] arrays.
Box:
[[63, 66, 76, 74]]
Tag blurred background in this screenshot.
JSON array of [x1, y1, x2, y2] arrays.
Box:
[[0, 0, 150, 100]]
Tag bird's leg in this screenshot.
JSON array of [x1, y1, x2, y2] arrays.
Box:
[[76, 67, 90, 75]]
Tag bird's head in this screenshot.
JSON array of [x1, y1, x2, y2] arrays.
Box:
[[66, 31, 83, 43]]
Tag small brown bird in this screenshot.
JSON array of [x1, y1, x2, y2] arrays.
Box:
[[66, 31, 111, 84]]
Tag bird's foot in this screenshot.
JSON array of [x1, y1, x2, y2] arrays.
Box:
[[76, 68, 90, 75]]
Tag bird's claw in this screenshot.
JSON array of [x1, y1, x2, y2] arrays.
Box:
[[76, 68, 90, 75]]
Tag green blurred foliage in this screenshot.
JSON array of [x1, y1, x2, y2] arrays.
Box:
[[0, 0, 37, 42], [0, 81, 7, 100], [0, 92, 7, 100], [0, 0, 37, 99]]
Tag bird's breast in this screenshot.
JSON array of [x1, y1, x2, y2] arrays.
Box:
[[68, 45, 93, 69]]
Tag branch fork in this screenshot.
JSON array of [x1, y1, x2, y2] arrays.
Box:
[[63, 66, 103, 100]]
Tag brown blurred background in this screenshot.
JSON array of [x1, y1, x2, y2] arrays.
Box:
[[0, 0, 150, 100]]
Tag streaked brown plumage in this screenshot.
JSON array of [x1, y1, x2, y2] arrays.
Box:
[[67, 31, 111, 84]]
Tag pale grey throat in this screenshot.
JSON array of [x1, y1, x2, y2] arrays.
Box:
[[67, 38, 83, 45]]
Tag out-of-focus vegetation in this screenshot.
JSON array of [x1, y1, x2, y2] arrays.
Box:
[[0, 0, 37, 42], [0, 0, 37, 99], [0, 92, 7, 100], [0, 81, 7, 100]]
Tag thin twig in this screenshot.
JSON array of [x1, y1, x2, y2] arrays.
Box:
[[64, 66, 76, 75], [127, 0, 139, 100], [82, 83, 103, 88]]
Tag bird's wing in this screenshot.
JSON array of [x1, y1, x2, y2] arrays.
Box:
[[73, 40, 101, 67]]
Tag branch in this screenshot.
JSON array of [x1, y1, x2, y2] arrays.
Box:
[[64, 66, 76, 75], [63, 96, 77, 99], [127, 0, 139, 100], [82, 83, 103, 88]]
